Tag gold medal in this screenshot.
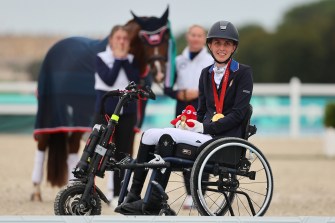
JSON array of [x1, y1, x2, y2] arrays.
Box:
[[211, 113, 224, 122]]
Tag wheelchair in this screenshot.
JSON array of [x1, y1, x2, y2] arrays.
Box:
[[118, 105, 273, 216], [54, 83, 272, 216]]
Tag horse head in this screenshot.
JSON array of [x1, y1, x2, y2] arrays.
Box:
[[127, 7, 170, 84]]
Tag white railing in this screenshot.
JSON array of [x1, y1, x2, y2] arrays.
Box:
[[0, 81, 37, 115], [253, 77, 335, 137], [0, 81, 36, 93], [1, 78, 335, 137]]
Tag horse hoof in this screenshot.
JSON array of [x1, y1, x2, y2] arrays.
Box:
[[30, 192, 42, 202]]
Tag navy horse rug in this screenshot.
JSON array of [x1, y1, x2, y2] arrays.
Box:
[[34, 37, 108, 136]]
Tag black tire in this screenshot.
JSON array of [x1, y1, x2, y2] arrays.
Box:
[[190, 137, 273, 216], [54, 182, 102, 215]]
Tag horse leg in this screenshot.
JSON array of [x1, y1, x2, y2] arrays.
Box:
[[67, 132, 83, 181], [31, 134, 50, 202]]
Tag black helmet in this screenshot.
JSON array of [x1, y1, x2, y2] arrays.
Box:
[[206, 21, 239, 44]]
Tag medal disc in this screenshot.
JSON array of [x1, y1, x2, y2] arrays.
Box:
[[211, 113, 224, 122]]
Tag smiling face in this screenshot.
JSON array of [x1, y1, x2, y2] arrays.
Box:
[[208, 38, 236, 64]]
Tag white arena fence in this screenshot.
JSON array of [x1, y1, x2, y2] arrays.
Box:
[[1, 77, 335, 137]]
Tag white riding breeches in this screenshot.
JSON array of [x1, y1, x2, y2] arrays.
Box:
[[141, 128, 213, 147]]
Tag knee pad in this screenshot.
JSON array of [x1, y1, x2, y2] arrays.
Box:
[[155, 134, 176, 158]]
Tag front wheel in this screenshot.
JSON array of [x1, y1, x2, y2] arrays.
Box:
[[54, 182, 102, 215]]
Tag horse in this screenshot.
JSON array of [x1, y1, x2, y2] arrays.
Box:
[[31, 7, 174, 201]]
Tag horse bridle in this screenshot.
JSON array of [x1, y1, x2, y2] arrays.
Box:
[[138, 25, 169, 63], [138, 25, 169, 46]]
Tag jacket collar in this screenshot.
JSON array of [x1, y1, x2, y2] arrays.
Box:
[[208, 59, 239, 74]]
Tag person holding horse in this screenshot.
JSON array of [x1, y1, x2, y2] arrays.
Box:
[[93, 25, 140, 206], [164, 24, 212, 209], [115, 20, 254, 215]]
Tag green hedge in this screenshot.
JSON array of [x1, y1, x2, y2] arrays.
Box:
[[324, 103, 335, 128]]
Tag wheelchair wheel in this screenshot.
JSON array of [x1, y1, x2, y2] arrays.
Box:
[[190, 137, 273, 216]]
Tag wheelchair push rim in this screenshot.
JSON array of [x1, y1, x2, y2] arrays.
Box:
[[190, 138, 273, 216]]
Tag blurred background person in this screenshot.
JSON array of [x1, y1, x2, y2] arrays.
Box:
[[164, 24, 212, 209], [93, 25, 140, 206]]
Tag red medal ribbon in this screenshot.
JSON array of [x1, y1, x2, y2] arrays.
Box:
[[211, 59, 231, 114]]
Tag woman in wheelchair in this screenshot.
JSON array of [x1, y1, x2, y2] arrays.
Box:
[[115, 20, 253, 215]]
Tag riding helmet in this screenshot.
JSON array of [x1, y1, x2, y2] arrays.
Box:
[[206, 21, 239, 44]]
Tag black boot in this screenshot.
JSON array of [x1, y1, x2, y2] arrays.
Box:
[[122, 191, 162, 215], [121, 168, 172, 215], [114, 143, 155, 214], [120, 187, 163, 215]]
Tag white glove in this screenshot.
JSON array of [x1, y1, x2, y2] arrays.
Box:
[[175, 119, 187, 130], [185, 119, 204, 133], [175, 120, 181, 128]]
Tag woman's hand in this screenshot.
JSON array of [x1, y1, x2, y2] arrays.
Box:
[[177, 89, 199, 102], [174, 118, 186, 130]]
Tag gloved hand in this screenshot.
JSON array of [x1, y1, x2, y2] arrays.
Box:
[[174, 120, 182, 129], [185, 119, 204, 133], [175, 119, 187, 130]]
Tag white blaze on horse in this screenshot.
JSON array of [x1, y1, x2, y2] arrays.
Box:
[[31, 7, 174, 201]]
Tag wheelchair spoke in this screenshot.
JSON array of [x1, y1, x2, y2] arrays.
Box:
[[169, 191, 187, 205], [172, 194, 190, 215], [240, 181, 267, 184], [166, 184, 187, 193], [239, 188, 264, 212], [239, 186, 267, 197], [165, 171, 202, 216], [208, 193, 224, 210], [236, 194, 252, 216]]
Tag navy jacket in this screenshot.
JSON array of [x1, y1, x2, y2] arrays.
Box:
[[197, 59, 253, 138]]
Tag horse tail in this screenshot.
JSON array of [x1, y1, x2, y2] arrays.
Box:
[[47, 132, 68, 187]]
